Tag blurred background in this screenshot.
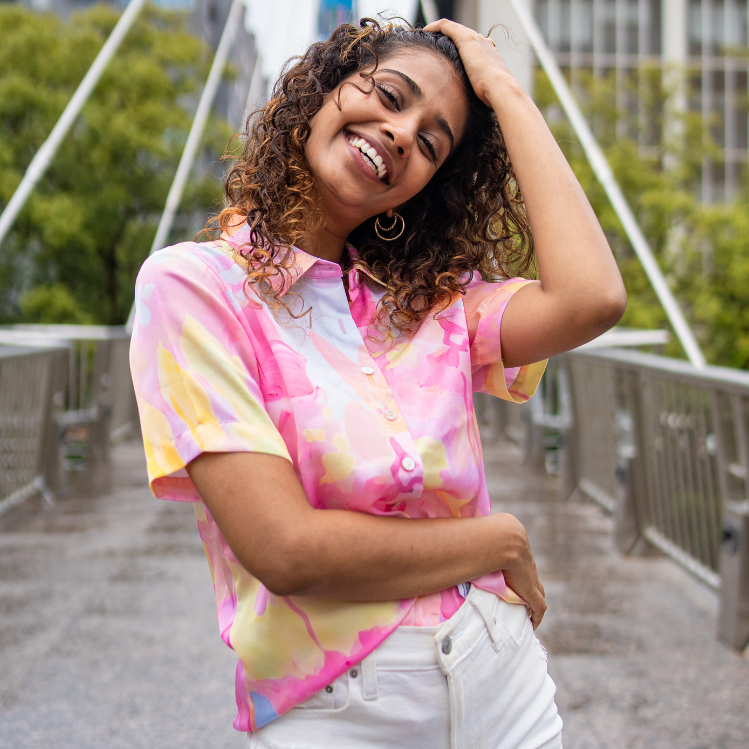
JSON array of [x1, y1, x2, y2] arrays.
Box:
[[0, 1, 748, 748]]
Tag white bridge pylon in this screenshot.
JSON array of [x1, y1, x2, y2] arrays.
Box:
[[0, 0, 148, 249], [506, 0, 706, 368]]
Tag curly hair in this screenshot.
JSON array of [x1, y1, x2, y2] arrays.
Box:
[[211, 18, 534, 332]]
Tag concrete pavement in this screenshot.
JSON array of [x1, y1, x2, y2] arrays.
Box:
[[483, 433, 749, 749], [0, 436, 747, 748]]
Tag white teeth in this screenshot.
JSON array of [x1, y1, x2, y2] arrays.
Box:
[[348, 134, 387, 181]]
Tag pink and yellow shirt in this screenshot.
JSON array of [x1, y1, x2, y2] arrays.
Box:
[[129, 224, 546, 732]]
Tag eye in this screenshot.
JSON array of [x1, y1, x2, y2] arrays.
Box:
[[376, 84, 400, 111], [420, 135, 438, 162]]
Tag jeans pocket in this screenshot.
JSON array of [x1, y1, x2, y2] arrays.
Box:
[[494, 599, 532, 650], [288, 671, 350, 714]]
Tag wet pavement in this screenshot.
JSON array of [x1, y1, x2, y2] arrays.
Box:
[[483, 434, 749, 749], [0, 436, 748, 748]]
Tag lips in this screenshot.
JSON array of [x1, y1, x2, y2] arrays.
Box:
[[346, 131, 391, 183]]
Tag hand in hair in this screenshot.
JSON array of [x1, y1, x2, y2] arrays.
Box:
[[423, 19, 516, 107], [426, 18, 627, 368]]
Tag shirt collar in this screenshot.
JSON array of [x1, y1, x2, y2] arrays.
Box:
[[221, 223, 345, 298]]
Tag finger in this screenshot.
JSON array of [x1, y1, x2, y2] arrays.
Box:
[[527, 590, 547, 630], [423, 19, 450, 32], [529, 602, 546, 629], [423, 19, 472, 38]]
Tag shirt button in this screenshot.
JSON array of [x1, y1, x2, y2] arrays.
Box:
[[354, 271, 361, 285], [361, 366, 375, 375], [401, 456, 416, 471], [441, 636, 452, 655], [350, 669, 358, 678], [325, 685, 333, 693], [383, 410, 397, 421]]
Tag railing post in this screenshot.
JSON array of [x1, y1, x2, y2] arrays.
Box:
[[556, 358, 579, 500], [613, 368, 647, 554], [39, 348, 69, 501], [718, 500, 749, 650], [522, 395, 546, 468]]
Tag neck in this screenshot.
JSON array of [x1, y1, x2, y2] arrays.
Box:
[[296, 220, 350, 265]]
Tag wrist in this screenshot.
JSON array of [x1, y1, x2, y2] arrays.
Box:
[[485, 74, 534, 116], [489, 512, 525, 569]]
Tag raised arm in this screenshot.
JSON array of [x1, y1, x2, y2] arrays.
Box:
[[425, 19, 627, 368], [187, 450, 547, 628]]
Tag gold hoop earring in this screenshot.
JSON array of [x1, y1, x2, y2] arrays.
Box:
[[374, 212, 405, 241]]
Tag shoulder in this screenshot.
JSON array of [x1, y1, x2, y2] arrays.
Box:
[[136, 240, 249, 298]]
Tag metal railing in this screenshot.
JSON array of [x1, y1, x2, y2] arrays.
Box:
[[484, 347, 749, 650], [0, 325, 138, 506], [0, 345, 68, 515]]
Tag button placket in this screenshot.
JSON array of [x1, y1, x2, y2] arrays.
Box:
[[401, 456, 416, 471]]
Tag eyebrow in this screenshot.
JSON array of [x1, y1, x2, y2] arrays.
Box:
[[380, 68, 456, 153]]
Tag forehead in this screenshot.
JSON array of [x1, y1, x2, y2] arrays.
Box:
[[369, 50, 468, 142]]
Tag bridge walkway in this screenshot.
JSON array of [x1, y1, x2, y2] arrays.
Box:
[[0, 434, 747, 748]]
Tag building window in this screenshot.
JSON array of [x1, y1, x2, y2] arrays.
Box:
[[689, 0, 702, 56], [734, 71, 748, 149], [603, 0, 617, 53], [648, 0, 662, 55], [536, 0, 549, 45], [577, 0, 595, 53], [626, 0, 639, 54]]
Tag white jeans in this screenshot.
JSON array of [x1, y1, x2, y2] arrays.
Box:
[[247, 586, 563, 749]]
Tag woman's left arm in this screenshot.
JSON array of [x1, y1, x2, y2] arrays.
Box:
[[426, 19, 627, 367]]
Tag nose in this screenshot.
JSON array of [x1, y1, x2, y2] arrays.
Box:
[[380, 117, 417, 159]]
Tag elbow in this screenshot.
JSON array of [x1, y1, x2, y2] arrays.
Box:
[[597, 287, 627, 330], [261, 567, 310, 598], [246, 533, 317, 598], [584, 282, 627, 334]]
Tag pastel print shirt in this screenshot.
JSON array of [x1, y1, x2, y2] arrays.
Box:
[[129, 224, 546, 732]]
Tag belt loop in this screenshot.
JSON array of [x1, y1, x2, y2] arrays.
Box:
[[361, 650, 378, 701], [469, 588, 504, 651]]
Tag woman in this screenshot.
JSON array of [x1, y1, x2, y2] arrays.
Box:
[[130, 17, 625, 749]]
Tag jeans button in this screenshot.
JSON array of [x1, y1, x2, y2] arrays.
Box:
[[325, 685, 333, 693], [441, 635, 452, 655], [350, 669, 358, 678]]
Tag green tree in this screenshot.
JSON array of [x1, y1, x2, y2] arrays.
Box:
[[0, 4, 231, 325], [533, 64, 749, 367]]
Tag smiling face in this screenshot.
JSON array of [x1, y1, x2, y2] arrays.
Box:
[[305, 50, 469, 237]]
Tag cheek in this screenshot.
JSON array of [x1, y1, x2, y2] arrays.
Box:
[[402, 163, 437, 201], [306, 103, 340, 163]]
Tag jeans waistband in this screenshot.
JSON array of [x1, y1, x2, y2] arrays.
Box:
[[373, 586, 516, 670]]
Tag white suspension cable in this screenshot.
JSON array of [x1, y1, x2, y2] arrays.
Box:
[[126, 0, 244, 332], [0, 0, 147, 247], [506, 0, 706, 368], [125, 0, 244, 333], [145, 0, 244, 260]]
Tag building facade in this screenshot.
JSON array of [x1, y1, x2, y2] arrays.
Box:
[[454, 0, 749, 202]]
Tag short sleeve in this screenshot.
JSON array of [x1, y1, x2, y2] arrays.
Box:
[[463, 275, 547, 403], [129, 245, 291, 502]]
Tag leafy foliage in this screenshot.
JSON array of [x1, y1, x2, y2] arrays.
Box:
[[534, 64, 749, 367], [0, 4, 231, 324]]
